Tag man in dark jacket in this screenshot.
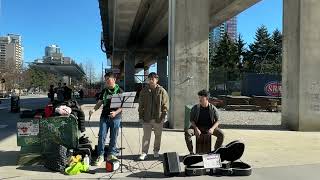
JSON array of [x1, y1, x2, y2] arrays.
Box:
[[48, 85, 55, 102], [55, 82, 64, 102], [138, 72, 169, 160], [185, 89, 224, 154], [63, 83, 72, 101]]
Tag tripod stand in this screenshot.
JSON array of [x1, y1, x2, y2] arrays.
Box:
[[110, 92, 136, 173]]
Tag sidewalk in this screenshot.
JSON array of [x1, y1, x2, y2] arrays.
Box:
[[0, 98, 320, 179]]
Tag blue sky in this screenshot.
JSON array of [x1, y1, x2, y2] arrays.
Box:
[[0, 0, 282, 75], [0, 0, 105, 66], [238, 0, 283, 45]]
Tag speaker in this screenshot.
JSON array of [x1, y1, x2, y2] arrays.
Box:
[[163, 152, 181, 177], [106, 159, 120, 172]]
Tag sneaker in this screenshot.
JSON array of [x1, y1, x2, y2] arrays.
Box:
[[93, 155, 104, 166], [153, 152, 159, 158], [139, 153, 147, 161], [107, 154, 118, 161]]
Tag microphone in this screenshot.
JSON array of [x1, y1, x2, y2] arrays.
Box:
[[186, 76, 193, 81], [176, 76, 193, 86]]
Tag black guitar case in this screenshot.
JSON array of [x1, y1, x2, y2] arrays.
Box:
[[183, 155, 208, 176], [212, 140, 252, 176]]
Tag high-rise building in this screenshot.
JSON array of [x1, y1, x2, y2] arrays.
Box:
[[62, 57, 72, 64], [0, 34, 23, 72], [45, 44, 61, 57], [43, 45, 63, 64], [0, 38, 7, 71], [210, 16, 237, 47]]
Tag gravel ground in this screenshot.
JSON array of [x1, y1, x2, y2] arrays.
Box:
[[121, 103, 139, 122], [120, 104, 281, 127], [218, 109, 281, 125]]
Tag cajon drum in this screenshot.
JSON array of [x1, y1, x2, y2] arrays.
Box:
[[196, 134, 212, 154]]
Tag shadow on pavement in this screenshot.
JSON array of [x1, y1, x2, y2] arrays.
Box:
[[16, 165, 52, 173], [0, 97, 49, 142], [127, 171, 167, 178], [120, 154, 164, 162], [0, 111, 19, 143], [86, 120, 285, 131], [0, 151, 19, 167], [85, 121, 142, 128], [220, 124, 284, 130]]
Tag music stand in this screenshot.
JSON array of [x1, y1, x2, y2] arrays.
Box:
[[110, 92, 136, 173]]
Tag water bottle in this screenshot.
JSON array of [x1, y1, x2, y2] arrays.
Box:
[[84, 154, 90, 166], [67, 149, 74, 158]]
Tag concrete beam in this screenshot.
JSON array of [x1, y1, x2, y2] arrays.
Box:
[[143, 12, 168, 47], [98, 0, 113, 47], [143, 1, 168, 47], [137, 0, 167, 40], [127, 0, 151, 46], [114, 0, 141, 48], [209, 0, 261, 28], [140, 54, 155, 67], [111, 52, 123, 67], [127, 0, 168, 47], [113, 47, 166, 54]]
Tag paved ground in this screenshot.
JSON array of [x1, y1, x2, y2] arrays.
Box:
[[0, 96, 320, 179]]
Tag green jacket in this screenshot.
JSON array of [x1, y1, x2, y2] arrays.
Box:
[[190, 103, 219, 127], [138, 84, 169, 123]]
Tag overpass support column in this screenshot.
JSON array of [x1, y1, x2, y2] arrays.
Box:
[[157, 55, 168, 90], [282, 0, 320, 131], [168, 0, 209, 129], [144, 66, 149, 82], [124, 52, 135, 92]]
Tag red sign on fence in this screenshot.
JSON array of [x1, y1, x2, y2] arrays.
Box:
[[264, 81, 281, 97]]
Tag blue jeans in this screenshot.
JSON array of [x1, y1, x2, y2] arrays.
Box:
[[97, 115, 121, 156]]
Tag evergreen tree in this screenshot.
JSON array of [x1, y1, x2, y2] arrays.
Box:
[[271, 29, 282, 74], [24, 65, 59, 91], [246, 25, 273, 73], [259, 29, 283, 74], [210, 33, 239, 91], [236, 34, 246, 73]]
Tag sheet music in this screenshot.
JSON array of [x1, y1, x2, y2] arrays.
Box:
[[110, 92, 137, 108], [203, 154, 222, 169], [110, 94, 123, 108], [122, 92, 136, 97]]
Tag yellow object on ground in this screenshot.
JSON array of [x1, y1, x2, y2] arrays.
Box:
[[65, 162, 89, 175], [68, 155, 82, 166]]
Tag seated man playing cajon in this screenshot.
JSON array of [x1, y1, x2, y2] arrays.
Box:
[[184, 89, 224, 154]]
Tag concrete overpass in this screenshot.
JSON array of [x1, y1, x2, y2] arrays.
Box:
[[99, 0, 320, 131]]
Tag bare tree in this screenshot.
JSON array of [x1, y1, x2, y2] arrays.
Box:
[[1, 61, 21, 91], [84, 60, 97, 88]]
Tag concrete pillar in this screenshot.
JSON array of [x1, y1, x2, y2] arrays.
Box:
[[144, 66, 149, 82], [62, 76, 71, 86], [124, 52, 135, 92], [168, 0, 209, 129], [157, 55, 168, 90], [282, 0, 320, 131]]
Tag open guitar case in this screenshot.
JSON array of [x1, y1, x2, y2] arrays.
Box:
[[183, 140, 252, 176], [213, 140, 252, 176], [183, 154, 208, 176]]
